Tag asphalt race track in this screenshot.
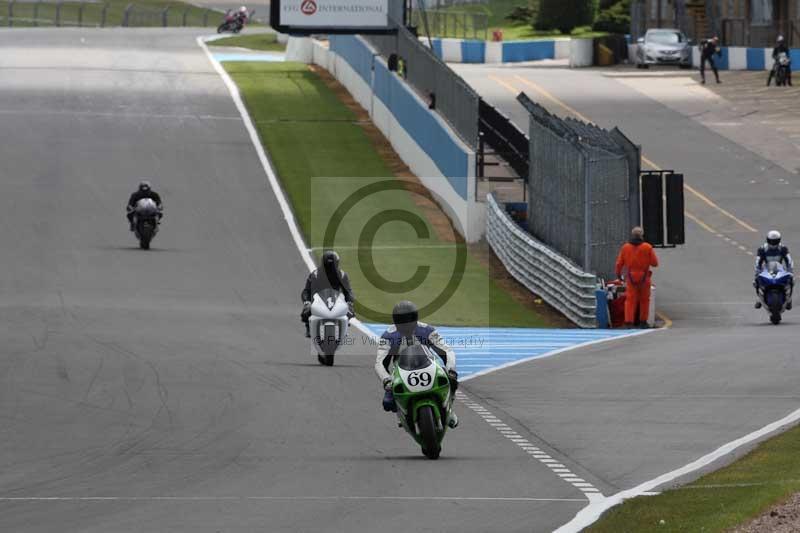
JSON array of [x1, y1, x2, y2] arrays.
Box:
[[452, 63, 800, 501], [0, 29, 598, 532], [1, 28, 798, 532]]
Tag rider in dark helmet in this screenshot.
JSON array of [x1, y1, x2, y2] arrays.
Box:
[[300, 250, 355, 338], [126, 180, 162, 231], [374, 301, 459, 428], [754, 230, 794, 309]]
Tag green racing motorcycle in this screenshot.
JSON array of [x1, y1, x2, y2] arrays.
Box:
[[390, 343, 455, 460]]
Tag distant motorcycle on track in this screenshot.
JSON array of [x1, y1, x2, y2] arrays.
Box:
[[217, 9, 251, 34], [130, 198, 161, 250]]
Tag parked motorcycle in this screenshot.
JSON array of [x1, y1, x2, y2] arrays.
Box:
[[309, 287, 350, 366], [132, 198, 161, 250], [755, 261, 794, 324], [390, 343, 454, 460]]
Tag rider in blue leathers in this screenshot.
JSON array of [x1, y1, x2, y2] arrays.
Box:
[[754, 230, 794, 309], [374, 301, 459, 428]]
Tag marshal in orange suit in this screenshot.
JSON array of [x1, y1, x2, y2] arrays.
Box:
[[615, 226, 659, 327]]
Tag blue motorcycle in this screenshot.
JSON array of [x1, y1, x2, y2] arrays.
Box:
[[756, 262, 794, 324]]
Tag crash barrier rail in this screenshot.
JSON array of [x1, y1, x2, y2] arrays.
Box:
[[519, 93, 640, 281], [478, 98, 529, 180], [364, 25, 480, 149], [408, 9, 488, 40], [486, 194, 599, 328], [722, 18, 800, 48], [0, 1, 217, 27]]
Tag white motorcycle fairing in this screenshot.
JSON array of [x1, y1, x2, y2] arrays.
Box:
[[308, 290, 350, 362]]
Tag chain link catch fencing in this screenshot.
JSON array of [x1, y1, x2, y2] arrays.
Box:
[[518, 93, 640, 282]]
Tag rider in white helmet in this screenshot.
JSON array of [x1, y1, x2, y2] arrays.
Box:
[[768, 35, 792, 86], [234, 6, 248, 28], [754, 230, 794, 308]]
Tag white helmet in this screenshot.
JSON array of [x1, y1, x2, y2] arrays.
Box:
[[778, 35, 785, 42], [767, 230, 782, 247], [239, 5, 247, 12]]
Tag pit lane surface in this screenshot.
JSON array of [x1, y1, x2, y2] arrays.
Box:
[[0, 29, 590, 532], [452, 62, 800, 515]]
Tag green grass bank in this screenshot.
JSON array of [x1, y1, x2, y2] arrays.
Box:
[[223, 61, 553, 327], [588, 423, 800, 532]]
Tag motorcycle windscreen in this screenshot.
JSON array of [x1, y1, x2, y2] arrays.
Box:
[[396, 344, 434, 371], [316, 287, 341, 304]]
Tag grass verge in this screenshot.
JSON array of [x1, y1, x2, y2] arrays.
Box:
[[223, 61, 554, 327], [0, 0, 218, 28], [211, 33, 285, 52], [588, 423, 800, 532], [435, 0, 607, 41]]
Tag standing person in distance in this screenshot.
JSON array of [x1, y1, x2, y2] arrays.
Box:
[[699, 35, 722, 85]]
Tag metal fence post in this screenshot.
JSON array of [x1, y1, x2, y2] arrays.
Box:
[[78, 2, 83, 26], [101, 3, 107, 26], [8, 1, 13, 27], [161, 5, 169, 27], [202, 9, 208, 26], [122, 3, 131, 26], [583, 154, 592, 273], [55, 1, 62, 26], [182, 7, 187, 26], [33, 0, 39, 26]]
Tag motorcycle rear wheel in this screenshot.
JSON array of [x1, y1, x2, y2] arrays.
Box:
[[418, 406, 441, 460]]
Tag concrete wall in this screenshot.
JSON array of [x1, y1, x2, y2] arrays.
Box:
[[425, 37, 571, 64], [304, 36, 484, 242], [630, 44, 800, 71]]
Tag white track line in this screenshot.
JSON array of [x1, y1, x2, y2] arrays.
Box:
[[555, 406, 800, 532], [457, 390, 604, 500], [196, 35, 375, 340]]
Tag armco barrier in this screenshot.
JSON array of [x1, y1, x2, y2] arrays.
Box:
[[312, 36, 485, 242], [486, 194, 598, 328], [428, 37, 570, 64]]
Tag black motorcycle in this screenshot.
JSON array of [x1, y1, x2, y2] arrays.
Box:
[[132, 198, 161, 250]]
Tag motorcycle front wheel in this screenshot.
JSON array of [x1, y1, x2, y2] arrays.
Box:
[[217, 23, 226, 33], [418, 406, 441, 460]]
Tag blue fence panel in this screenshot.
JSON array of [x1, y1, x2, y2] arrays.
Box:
[[502, 40, 555, 62], [790, 48, 800, 68], [746, 47, 766, 70], [387, 74, 469, 197], [431, 38, 444, 59], [716, 46, 730, 71], [372, 59, 391, 104], [461, 40, 486, 63], [330, 35, 373, 84]]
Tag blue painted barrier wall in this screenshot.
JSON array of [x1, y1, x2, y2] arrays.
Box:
[[329, 35, 470, 200], [502, 40, 555, 62]]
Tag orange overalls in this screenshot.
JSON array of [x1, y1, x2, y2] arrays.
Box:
[[615, 241, 659, 324]]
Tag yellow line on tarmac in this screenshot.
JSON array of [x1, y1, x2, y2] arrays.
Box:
[[656, 311, 673, 328], [488, 75, 522, 96], [510, 75, 759, 235]]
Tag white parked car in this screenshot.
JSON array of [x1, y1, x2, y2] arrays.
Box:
[[636, 29, 692, 69]]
